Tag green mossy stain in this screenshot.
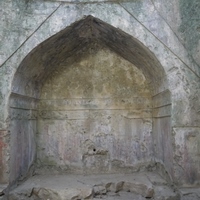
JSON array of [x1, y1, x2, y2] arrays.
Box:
[[179, 0, 200, 64]]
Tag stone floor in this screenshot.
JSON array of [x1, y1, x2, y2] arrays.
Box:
[[1, 172, 200, 199]]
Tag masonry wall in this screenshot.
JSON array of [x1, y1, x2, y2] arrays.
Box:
[[0, 0, 199, 186], [37, 48, 154, 174], [152, 90, 173, 179], [9, 94, 36, 184]]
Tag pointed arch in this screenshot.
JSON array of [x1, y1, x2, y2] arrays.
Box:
[[8, 16, 170, 185]]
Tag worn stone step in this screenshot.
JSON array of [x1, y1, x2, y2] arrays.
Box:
[[7, 172, 181, 200]]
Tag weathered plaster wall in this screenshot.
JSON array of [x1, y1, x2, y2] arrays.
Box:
[[152, 90, 173, 180], [9, 94, 37, 184], [0, 0, 199, 186], [152, 0, 200, 69], [0, 130, 9, 183], [7, 14, 167, 185], [37, 47, 153, 173]]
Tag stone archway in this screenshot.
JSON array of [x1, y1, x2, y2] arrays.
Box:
[[8, 16, 171, 185]]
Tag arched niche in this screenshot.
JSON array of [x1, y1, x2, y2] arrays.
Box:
[[8, 16, 172, 184]]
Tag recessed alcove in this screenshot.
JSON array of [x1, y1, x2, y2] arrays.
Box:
[[8, 16, 172, 185], [37, 45, 153, 174]]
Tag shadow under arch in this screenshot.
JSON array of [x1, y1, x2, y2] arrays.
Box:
[[8, 15, 172, 185]]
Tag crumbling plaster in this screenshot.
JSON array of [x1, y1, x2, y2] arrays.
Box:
[[0, 0, 199, 186]]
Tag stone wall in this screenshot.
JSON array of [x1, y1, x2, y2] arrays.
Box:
[[152, 90, 173, 179], [37, 47, 153, 174], [9, 93, 36, 184], [0, 0, 199, 186]]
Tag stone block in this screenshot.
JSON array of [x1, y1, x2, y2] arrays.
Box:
[[123, 181, 154, 198]]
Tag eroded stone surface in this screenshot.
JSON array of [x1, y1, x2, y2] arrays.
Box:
[[7, 172, 181, 200], [154, 186, 180, 200], [0, 0, 199, 190], [36, 47, 154, 174], [179, 187, 200, 200]]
